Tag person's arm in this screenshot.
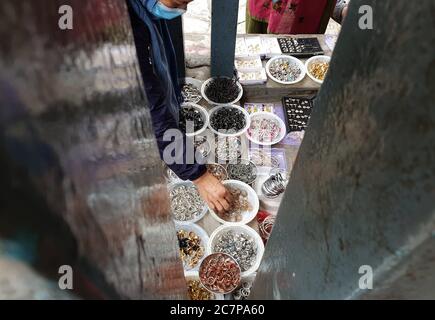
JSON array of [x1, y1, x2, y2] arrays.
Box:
[[128, 0, 231, 213], [333, 0, 348, 24]]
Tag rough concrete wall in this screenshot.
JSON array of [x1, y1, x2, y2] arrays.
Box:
[[251, 0, 435, 299], [0, 0, 185, 299]]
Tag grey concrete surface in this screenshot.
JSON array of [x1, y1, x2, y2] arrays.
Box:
[[250, 0, 435, 299]]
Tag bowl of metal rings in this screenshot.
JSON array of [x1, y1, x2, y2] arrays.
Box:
[[246, 112, 287, 146], [305, 55, 330, 84], [201, 76, 243, 106], [231, 273, 256, 300], [185, 271, 224, 300], [266, 55, 306, 85], [179, 103, 209, 137], [208, 225, 264, 277], [181, 77, 203, 104], [175, 223, 209, 271], [209, 105, 250, 137], [226, 159, 258, 185], [206, 163, 228, 181], [198, 252, 241, 294], [214, 136, 242, 162], [169, 181, 208, 224], [209, 180, 259, 225]]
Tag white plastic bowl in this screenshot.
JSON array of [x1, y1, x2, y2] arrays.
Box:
[[265, 55, 306, 85], [184, 271, 224, 300], [201, 77, 243, 106], [175, 222, 209, 271], [168, 181, 208, 224], [246, 111, 287, 146], [208, 104, 251, 137], [180, 102, 210, 137], [209, 180, 259, 226], [305, 55, 331, 84], [208, 225, 264, 277], [182, 77, 203, 104]]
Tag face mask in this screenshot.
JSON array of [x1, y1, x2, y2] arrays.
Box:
[[151, 1, 186, 20]]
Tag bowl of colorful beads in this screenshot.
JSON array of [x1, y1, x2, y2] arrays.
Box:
[[185, 271, 224, 300], [305, 55, 331, 84], [175, 223, 209, 271], [246, 112, 287, 146], [209, 105, 250, 137], [266, 55, 306, 85], [168, 181, 208, 224], [209, 180, 259, 226], [208, 225, 264, 277], [201, 76, 243, 106]]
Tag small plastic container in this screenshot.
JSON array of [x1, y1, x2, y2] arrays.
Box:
[[208, 104, 250, 137], [198, 253, 241, 294], [209, 180, 259, 226], [180, 102, 209, 137], [175, 222, 210, 271], [246, 111, 287, 146], [208, 225, 265, 277], [168, 181, 208, 224], [201, 77, 243, 106], [181, 77, 203, 104], [185, 271, 225, 300], [226, 159, 258, 185], [266, 55, 306, 85], [305, 55, 331, 84]]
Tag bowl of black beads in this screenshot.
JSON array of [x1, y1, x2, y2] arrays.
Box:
[[179, 103, 209, 137], [201, 76, 243, 105], [209, 105, 250, 137]]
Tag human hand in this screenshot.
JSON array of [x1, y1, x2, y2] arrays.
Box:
[[193, 171, 233, 214]]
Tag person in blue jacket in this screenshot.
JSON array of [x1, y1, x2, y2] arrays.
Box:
[[127, 0, 232, 214]]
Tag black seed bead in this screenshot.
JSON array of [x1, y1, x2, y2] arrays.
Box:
[[179, 106, 205, 133]]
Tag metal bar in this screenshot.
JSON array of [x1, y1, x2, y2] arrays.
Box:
[[210, 0, 239, 77]]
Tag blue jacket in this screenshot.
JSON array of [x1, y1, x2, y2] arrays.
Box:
[[128, 0, 206, 180]]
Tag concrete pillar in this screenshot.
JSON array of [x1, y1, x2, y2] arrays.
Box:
[[251, 0, 435, 299], [0, 0, 185, 299], [210, 0, 239, 77]]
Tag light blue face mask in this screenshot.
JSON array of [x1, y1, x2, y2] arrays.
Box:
[[151, 1, 186, 20]]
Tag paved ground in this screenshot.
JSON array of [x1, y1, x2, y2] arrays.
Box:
[[183, 0, 341, 35]]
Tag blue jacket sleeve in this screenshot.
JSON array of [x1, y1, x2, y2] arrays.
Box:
[[127, 0, 206, 181]]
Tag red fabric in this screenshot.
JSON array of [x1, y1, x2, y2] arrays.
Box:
[[248, 0, 331, 34]]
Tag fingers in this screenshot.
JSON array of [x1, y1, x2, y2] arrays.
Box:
[[223, 189, 233, 204], [218, 198, 231, 212], [212, 197, 225, 214]]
